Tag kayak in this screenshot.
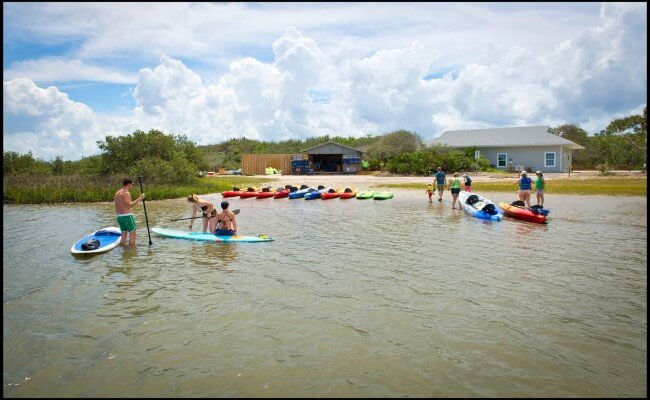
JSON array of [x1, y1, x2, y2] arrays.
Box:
[[256, 191, 275, 199], [305, 187, 330, 200], [152, 227, 274, 243], [273, 189, 290, 198], [71, 227, 122, 254], [499, 202, 548, 224], [222, 190, 243, 198], [356, 191, 375, 199], [321, 189, 342, 200], [340, 189, 357, 199], [373, 191, 393, 200], [288, 187, 313, 199], [458, 191, 503, 221], [239, 190, 260, 198]]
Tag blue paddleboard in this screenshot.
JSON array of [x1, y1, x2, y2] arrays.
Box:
[[151, 227, 274, 243], [71, 227, 122, 254]]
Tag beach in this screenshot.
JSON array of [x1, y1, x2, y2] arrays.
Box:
[[222, 170, 646, 189]]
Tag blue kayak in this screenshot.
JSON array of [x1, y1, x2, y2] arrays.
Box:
[[458, 191, 503, 221], [71, 227, 122, 254], [288, 187, 314, 199], [304, 187, 330, 200], [152, 227, 274, 243]]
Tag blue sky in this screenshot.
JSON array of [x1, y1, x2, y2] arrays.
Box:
[[3, 2, 647, 161]]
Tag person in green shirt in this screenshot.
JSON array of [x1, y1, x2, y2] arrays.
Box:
[[450, 172, 462, 209], [534, 171, 545, 207]]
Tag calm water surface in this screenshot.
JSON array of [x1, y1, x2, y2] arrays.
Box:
[[3, 191, 647, 397]]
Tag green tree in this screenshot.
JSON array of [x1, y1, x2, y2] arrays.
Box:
[[366, 130, 422, 163], [51, 156, 64, 174], [3, 151, 52, 175], [96, 129, 207, 181], [549, 124, 589, 146]]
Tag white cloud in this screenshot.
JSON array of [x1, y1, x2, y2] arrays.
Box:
[[3, 78, 101, 160], [3, 58, 136, 84], [2, 3, 647, 161]]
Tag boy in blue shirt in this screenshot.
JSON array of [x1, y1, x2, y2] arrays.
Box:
[[433, 167, 446, 202]]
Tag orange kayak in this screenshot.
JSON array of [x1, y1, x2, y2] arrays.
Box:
[[499, 202, 547, 224]]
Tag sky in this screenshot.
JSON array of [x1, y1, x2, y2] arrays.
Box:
[[3, 2, 647, 161]]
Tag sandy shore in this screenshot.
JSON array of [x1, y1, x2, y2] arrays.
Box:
[[213, 170, 645, 189]]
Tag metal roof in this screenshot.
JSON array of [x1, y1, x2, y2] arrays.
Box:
[[300, 141, 365, 154], [427, 126, 585, 150]]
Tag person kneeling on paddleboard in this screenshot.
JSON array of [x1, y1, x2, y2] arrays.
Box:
[[215, 201, 237, 236]]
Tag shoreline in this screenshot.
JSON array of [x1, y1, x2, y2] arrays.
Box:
[[217, 170, 647, 189]]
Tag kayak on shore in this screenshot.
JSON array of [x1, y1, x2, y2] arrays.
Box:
[[458, 191, 503, 221], [499, 201, 548, 224]]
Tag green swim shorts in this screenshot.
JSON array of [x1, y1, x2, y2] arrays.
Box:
[[116, 214, 137, 232]]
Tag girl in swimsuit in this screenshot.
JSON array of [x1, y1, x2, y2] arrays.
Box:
[[215, 201, 237, 236], [187, 194, 217, 233]]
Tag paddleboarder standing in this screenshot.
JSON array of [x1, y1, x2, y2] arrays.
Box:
[[114, 178, 145, 246]]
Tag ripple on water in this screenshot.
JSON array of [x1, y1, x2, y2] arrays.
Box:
[[2, 193, 647, 397]]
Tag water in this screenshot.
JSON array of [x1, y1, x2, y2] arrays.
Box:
[[3, 191, 647, 397]]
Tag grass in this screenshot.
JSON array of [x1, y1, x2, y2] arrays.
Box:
[[3, 174, 274, 204], [380, 177, 647, 196]]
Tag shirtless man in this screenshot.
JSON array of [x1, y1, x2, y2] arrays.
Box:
[[214, 201, 237, 236], [114, 178, 145, 246]]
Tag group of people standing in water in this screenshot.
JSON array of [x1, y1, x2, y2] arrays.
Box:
[[426, 167, 473, 209], [426, 167, 546, 210], [514, 170, 545, 208], [113, 178, 238, 247]]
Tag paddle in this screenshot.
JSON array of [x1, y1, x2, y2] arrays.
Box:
[[137, 176, 153, 245], [170, 209, 240, 221]]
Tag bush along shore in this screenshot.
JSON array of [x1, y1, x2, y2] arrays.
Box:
[[3, 174, 646, 204], [3, 175, 273, 204]]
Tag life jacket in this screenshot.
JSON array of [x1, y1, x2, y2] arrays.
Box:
[[466, 194, 479, 205], [81, 239, 101, 251], [481, 203, 496, 214]]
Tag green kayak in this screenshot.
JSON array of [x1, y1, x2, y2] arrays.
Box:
[[356, 191, 375, 199], [373, 191, 394, 200]]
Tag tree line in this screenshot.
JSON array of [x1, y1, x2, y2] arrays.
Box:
[[4, 107, 646, 181]]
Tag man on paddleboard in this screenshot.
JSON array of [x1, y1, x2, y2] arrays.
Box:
[[114, 178, 145, 246]]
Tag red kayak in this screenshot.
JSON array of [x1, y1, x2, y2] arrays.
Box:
[[321, 190, 341, 200], [222, 190, 243, 198], [273, 189, 290, 198], [499, 202, 547, 224], [256, 191, 275, 199], [239, 190, 260, 199]]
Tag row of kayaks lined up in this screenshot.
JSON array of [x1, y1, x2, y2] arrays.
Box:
[[458, 191, 550, 224], [222, 185, 394, 200]]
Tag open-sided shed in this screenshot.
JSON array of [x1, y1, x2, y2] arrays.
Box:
[[300, 141, 364, 174]]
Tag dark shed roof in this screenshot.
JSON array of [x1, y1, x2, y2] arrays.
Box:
[[300, 141, 365, 154]]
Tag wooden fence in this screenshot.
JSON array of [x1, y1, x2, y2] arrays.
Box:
[[241, 154, 296, 175]]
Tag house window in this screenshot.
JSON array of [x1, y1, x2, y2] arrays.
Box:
[[497, 153, 507, 168], [545, 152, 556, 167]]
